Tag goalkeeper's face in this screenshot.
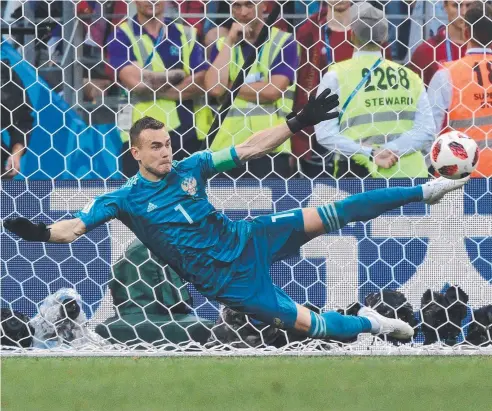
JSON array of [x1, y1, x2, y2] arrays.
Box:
[[132, 127, 173, 178]]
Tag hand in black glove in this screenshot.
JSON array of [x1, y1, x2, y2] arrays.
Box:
[[286, 88, 339, 134], [3, 217, 51, 242]]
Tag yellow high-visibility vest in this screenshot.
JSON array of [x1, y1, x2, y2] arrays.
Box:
[[211, 27, 296, 153], [119, 21, 212, 143], [330, 54, 427, 178]]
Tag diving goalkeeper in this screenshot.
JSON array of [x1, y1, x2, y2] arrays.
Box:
[[3, 89, 469, 341]]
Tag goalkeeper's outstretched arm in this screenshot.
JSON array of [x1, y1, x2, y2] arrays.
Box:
[[235, 123, 292, 162], [5, 183, 124, 243], [3, 217, 87, 243], [235, 89, 339, 163], [48, 218, 87, 243]]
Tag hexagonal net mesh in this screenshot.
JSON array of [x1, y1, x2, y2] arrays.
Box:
[[1, 1, 491, 356]]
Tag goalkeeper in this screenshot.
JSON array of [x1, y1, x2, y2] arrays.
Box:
[[3, 90, 469, 341]]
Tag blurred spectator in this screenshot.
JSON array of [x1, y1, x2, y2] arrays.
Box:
[[428, 1, 492, 177], [5, 0, 63, 67], [1, 60, 33, 178], [255, 0, 293, 31], [293, 1, 391, 177], [77, 1, 128, 102], [202, 1, 293, 50], [3, 1, 127, 98], [406, 0, 448, 57], [381, 0, 416, 61], [78, 1, 128, 47], [203, 0, 234, 49], [409, 0, 472, 87], [107, 0, 211, 177], [294, 0, 322, 16], [293, 1, 352, 177], [205, 0, 298, 178], [315, 3, 434, 178]]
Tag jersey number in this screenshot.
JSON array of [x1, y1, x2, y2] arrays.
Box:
[[271, 213, 295, 223], [472, 61, 492, 87], [362, 67, 410, 91], [473, 62, 492, 107], [175, 203, 194, 224]]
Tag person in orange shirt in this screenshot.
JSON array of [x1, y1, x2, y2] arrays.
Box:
[[428, 1, 492, 177]]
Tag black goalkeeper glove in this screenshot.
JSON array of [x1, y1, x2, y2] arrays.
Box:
[[286, 88, 339, 134], [3, 217, 51, 242]]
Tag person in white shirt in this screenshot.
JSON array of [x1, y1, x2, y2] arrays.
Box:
[[427, 1, 492, 178], [315, 3, 436, 179]]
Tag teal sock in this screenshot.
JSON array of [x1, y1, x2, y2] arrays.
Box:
[[317, 186, 423, 232], [308, 311, 372, 340]]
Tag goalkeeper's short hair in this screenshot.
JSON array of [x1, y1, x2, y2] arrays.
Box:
[[129, 116, 166, 147]]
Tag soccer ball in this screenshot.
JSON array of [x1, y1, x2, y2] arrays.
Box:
[[430, 131, 479, 179]]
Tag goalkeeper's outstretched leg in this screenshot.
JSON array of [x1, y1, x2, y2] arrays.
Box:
[[297, 177, 469, 339], [217, 176, 469, 341]]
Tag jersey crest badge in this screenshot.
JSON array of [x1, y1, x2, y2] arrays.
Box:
[[181, 177, 197, 196]]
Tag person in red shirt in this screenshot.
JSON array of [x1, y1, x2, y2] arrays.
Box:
[[409, 0, 473, 87], [293, 1, 391, 177]]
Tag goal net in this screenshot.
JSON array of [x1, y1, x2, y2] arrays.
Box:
[[1, 0, 491, 356]]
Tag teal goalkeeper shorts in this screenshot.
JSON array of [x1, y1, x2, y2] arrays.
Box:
[[215, 208, 309, 329]]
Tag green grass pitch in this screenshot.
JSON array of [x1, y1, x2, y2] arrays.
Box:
[[2, 356, 491, 411]]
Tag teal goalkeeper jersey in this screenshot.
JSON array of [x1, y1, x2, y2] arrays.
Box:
[[74, 148, 251, 296]]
